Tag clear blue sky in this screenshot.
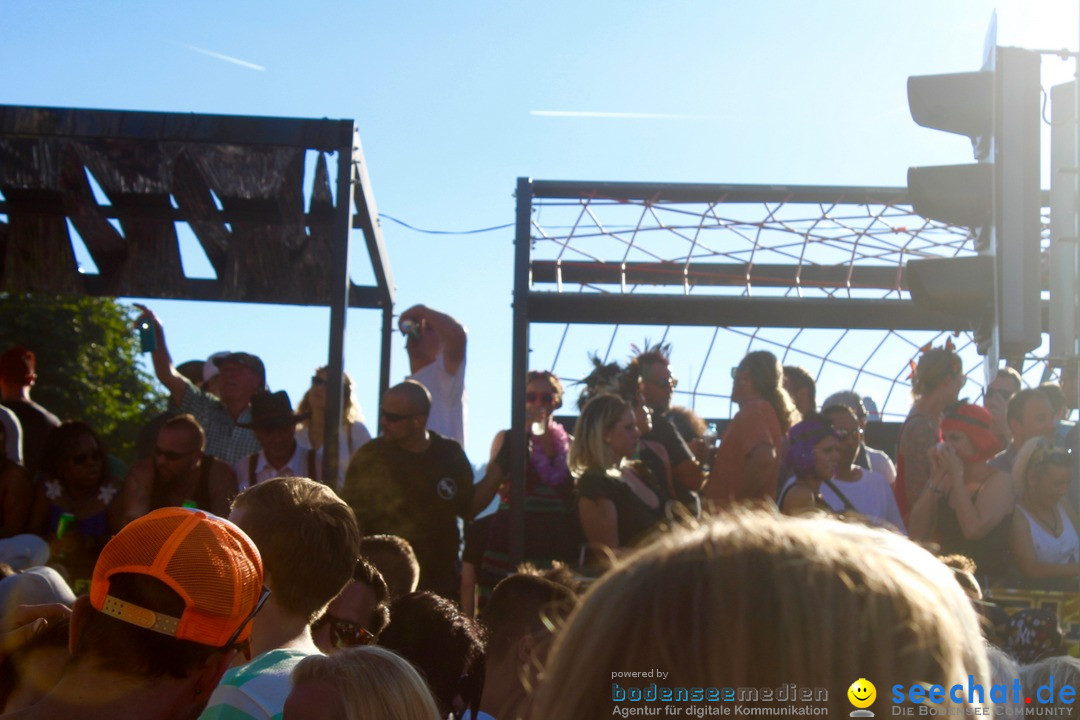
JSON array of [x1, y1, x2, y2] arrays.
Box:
[[2, 1, 1075, 462]]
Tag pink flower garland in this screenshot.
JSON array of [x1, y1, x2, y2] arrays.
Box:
[[531, 421, 571, 487]]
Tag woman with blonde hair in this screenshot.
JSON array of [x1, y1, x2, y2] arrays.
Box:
[[705, 350, 799, 505], [283, 645, 440, 720], [895, 344, 965, 518], [570, 394, 664, 562], [1009, 437, 1079, 582], [530, 511, 990, 719], [297, 366, 371, 489]]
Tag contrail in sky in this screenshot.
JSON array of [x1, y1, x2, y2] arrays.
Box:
[[173, 42, 266, 71], [530, 110, 705, 120]]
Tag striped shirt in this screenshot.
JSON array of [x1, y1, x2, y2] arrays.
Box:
[[198, 648, 312, 720]]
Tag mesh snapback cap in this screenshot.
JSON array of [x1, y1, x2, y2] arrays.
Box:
[[90, 507, 265, 649]]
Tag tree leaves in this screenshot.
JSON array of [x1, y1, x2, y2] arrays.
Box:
[[0, 293, 165, 462]]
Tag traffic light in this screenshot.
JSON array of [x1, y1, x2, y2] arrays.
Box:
[[905, 46, 1041, 361]]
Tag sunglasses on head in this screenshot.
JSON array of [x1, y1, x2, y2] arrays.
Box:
[[69, 449, 103, 465], [525, 391, 555, 405], [1030, 439, 1073, 470], [312, 614, 374, 649]]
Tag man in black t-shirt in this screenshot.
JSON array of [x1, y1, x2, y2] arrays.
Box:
[[342, 381, 499, 600]]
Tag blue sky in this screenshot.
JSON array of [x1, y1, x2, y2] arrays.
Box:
[[2, 1, 1076, 462]]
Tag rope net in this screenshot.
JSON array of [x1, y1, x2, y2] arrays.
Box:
[[526, 189, 1053, 422]]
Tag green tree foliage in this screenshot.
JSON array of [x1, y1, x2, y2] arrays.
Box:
[[0, 293, 164, 463]]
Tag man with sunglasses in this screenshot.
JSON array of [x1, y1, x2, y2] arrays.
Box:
[[0, 507, 267, 720], [200, 477, 361, 720], [632, 348, 705, 500], [343, 381, 501, 601], [121, 414, 239, 524]]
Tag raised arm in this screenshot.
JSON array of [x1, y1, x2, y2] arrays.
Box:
[[949, 468, 1014, 540], [401, 304, 467, 374], [133, 304, 187, 404], [907, 444, 952, 541]]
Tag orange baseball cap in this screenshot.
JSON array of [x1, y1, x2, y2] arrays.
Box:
[[90, 507, 266, 649]]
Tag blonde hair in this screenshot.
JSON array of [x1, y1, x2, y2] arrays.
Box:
[[739, 351, 799, 432], [290, 646, 441, 720], [298, 367, 364, 426], [568, 394, 630, 476], [1011, 436, 1072, 498], [531, 511, 989, 719]]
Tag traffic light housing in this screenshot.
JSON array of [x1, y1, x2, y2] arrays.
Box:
[[905, 46, 1041, 361]]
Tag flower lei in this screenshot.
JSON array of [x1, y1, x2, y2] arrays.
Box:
[[530, 421, 571, 487]]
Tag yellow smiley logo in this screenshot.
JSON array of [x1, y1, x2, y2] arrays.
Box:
[[847, 678, 876, 709]]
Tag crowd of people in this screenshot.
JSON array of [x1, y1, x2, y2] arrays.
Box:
[[0, 304, 1076, 719]]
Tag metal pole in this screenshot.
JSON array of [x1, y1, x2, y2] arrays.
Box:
[[508, 177, 533, 566], [380, 304, 393, 402], [321, 135, 357, 487]]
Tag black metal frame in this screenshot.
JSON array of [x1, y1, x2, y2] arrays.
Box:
[[0, 104, 395, 482], [507, 177, 1008, 564]]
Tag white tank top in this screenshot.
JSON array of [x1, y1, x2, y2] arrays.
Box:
[[1019, 505, 1080, 565]]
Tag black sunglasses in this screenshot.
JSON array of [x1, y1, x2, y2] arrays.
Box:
[[312, 613, 375, 649], [311, 375, 327, 386], [381, 410, 419, 423], [154, 446, 191, 461], [525, 391, 555, 405], [69, 449, 103, 465], [225, 585, 271, 658]]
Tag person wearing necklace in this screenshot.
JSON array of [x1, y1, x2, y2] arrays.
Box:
[[1010, 437, 1080, 584], [469, 371, 580, 607], [908, 402, 1014, 581], [777, 415, 841, 516]]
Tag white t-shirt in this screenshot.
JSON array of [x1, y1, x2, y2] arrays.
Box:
[[1017, 505, 1080, 565], [297, 421, 371, 490], [234, 442, 321, 491], [781, 468, 906, 534], [409, 350, 466, 449]]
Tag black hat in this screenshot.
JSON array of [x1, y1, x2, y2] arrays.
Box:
[[213, 352, 266, 386], [237, 390, 309, 430]]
